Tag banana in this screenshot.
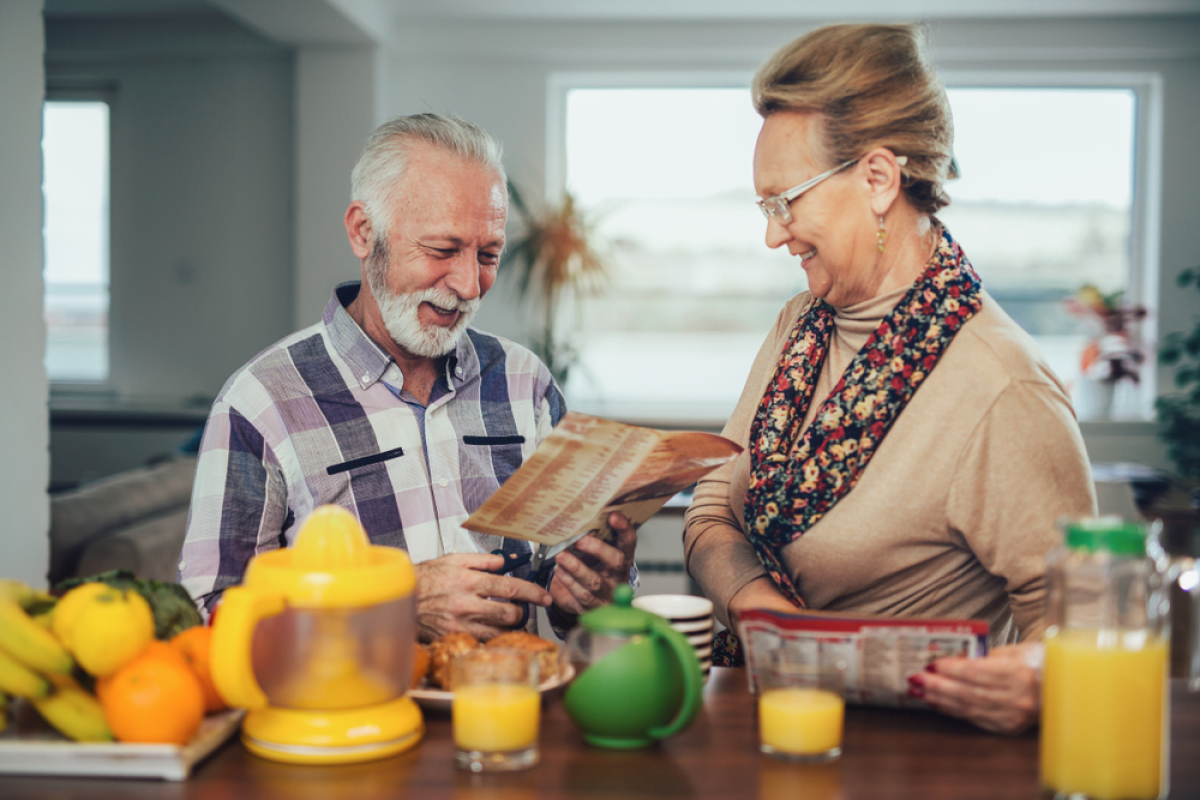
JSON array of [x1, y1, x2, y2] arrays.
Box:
[[0, 597, 73, 675], [30, 675, 114, 742], [0, 579, 56, 611], [0, 645, 52, 699]]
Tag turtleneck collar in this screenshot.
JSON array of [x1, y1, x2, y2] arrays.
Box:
[[829, 283, 913, 352]]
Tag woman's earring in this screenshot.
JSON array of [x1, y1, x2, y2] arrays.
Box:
[[876, 215, 886, 253]]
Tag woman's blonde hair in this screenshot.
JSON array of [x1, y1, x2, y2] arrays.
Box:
[[752, 23, 953, 214]]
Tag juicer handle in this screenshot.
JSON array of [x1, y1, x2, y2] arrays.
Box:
[[209, 586, 286, 710], [646, 619, 703, 741]]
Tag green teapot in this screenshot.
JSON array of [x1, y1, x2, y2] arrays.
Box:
[[563, 584, 703, 749]]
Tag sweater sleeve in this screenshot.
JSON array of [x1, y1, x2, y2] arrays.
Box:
[[945, 378, 1097, 641], [683, 297, 808, 628]]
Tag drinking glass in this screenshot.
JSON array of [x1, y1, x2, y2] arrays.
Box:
[[757, 650, 845, 763], [452, 648, 540, 772]]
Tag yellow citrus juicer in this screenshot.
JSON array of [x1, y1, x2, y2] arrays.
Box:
[[210, 505, 423, 764]]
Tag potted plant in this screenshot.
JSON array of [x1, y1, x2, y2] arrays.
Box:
[[503, 183, 610, 385], [1065, 284, 1148, 418], [1156, 267, 1200, 481]]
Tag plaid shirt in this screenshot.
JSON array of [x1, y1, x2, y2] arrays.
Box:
[[179, 282, 566, 614]]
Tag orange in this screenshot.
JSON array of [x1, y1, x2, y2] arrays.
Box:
[[170, 625, 226, 712], [96, 641, 205, 744]]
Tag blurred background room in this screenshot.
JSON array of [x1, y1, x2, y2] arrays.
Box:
[[3, 0, 1198, 595]]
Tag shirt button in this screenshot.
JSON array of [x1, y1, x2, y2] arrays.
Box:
[[178, 559, 186, 570], [362, 373, 370, 383], [455, 367, 463, 376], [439, 477, 449, 488]]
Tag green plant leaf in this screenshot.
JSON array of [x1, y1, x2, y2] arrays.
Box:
[[1186, 327, 1200, 357]]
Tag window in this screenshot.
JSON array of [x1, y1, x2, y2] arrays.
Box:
[[556, 81, 1151, 425], [939, 87, 1139, 417], [43, 99, 110, 383]]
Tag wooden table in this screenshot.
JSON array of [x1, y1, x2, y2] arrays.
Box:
[[3, 669, 1198, 800]]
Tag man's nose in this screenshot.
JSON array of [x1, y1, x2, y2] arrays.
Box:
[[443, 251, 483, 301]]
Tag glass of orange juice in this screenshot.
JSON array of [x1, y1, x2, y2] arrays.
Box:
[[452, 648, 541, 772], [757, 651, 845, 763]]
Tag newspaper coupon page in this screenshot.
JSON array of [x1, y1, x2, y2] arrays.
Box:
[[738, 608, 990, 708], [462, 411, 742, 552]]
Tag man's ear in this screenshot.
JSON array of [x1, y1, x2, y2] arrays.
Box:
[[862, 148, 904, 217], [345, 201, 374, 259]]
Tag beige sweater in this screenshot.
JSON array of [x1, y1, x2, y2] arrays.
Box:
[[683, 286, 1097, 644]]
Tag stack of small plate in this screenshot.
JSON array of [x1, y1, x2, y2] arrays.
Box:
[[632, 594, 714, 681]]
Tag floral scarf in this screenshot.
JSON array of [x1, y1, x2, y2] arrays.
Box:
[[712, 225, 982, 667]]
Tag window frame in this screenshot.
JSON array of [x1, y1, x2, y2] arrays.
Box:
[[43, 84, 117, 394]]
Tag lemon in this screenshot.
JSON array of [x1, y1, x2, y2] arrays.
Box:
[[51, 582, 110, 645], [68, 586, 155, 677]]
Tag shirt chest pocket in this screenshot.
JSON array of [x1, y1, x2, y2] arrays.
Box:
[[325, 446, 406, 477], [461, 435, 526, 483]]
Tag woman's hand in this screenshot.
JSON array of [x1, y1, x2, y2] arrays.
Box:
[[909, 642, 1042, 735], [726, 575, 798, 628]]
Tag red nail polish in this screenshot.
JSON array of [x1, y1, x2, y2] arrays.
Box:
[[908, 685, 925, 699], [907, 674, 924, 688], [925, 662, 938, 674]]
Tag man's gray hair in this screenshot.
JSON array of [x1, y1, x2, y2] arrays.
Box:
[[351, 113, 507, 237]]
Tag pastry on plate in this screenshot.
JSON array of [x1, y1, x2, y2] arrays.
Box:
[[427, 632, 480, 690], [485, 631, 561, 684]]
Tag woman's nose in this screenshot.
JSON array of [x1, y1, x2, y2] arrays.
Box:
[[764, 215, 792, 250]]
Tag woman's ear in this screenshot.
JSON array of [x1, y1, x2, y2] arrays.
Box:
[[344, 201, 374, 259], [862, 148, 904, 217]]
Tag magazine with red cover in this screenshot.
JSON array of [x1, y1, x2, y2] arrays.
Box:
[[738, 608, 990, 708]]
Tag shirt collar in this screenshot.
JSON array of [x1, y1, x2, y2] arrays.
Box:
[[324, 281, 480, 391]]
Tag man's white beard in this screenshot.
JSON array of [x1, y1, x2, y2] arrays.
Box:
[[365, 238, 480, 358]]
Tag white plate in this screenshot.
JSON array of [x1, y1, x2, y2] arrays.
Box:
[[0, 706, 244, 781], [408, 663, 575, 712]]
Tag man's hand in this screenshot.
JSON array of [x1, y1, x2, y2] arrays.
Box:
[[909, 642, 1042, 735], [415, 552, 552, 643], [548, 512, 637, 617]]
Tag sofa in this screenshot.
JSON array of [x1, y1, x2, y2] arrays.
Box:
[[48, 453, 197, 585]]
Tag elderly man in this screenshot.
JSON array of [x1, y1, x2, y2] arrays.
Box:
[[179, 114, 636, 641]]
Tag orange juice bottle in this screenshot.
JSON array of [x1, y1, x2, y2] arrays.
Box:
[[1040, 517, 1169, 800]]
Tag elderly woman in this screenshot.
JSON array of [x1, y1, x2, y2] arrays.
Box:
[[683, 23, 1096, 734]]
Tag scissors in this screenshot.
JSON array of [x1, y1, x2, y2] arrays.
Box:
[[489, 535, 592, 628], [489, 546, 557, 589], [491, 527, 596, 584]]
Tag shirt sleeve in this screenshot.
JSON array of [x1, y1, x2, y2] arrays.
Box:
[[946, 379, 1097, 641], [178, 400, 289, 617]]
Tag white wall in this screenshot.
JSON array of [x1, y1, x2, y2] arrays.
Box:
[[0, 0, 50, 586], [293, 46, 378, 326], [385, 15, 1200, 470], [46, 13, 295, 406]]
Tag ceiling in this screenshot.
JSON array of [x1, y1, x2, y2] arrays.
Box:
[[42, 0, 1200, 46]]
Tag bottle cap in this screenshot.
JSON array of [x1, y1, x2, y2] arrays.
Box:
[[1064, 516, 1147, 556]]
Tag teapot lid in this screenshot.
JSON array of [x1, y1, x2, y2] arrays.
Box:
[[579, 584, 660, 635], [244, 505, 415, 608]]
